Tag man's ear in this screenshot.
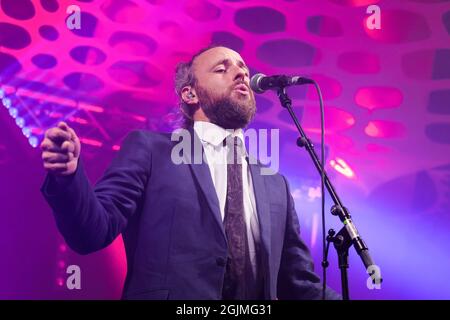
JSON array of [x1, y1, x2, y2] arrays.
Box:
[[181, 86, 198, 104]]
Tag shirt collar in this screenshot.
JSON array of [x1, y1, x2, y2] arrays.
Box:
[[193, 121, 246, 151]]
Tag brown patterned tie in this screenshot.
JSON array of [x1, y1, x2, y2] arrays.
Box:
[[222, 136, 248, 300]]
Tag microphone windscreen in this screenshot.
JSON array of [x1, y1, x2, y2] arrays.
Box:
[[250, 73, 266, 93]]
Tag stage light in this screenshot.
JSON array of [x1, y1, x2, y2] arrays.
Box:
[[0, 88, 4, 99], [28, 136, 39, 148], [8, 107, 18, 118], [15, 117, 25, 128], [2, 97, 11, 109], [56, 277, 64, 287], [330, 157, 355, 179], [22, 127, 31, 138]]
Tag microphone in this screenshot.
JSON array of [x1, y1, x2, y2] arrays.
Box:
[[250, 73, 314, 93]]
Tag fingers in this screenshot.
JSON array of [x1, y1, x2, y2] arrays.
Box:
[[42, 151, 74, 164], [45, 126, 72, 144], [65, 126, 81, 157], [40, 138, 75, 153], [61, 140, 75, 153], [43, 162, 67, 173], [41, 122, 80, 176], [58, 122, 72, 139], [57, 121, 80, 157], [57, 121, 69, 131], [40, 122, 80, 153]]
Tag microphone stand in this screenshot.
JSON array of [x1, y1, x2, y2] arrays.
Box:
[[276, 87, 381, 300]]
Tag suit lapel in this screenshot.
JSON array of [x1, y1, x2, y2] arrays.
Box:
[[175, 127, 272, 262], [183, 127, 226, 242], [248, 158, 271, 276]]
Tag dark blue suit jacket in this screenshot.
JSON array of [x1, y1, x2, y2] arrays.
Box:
[[41, 128, 340, 300]]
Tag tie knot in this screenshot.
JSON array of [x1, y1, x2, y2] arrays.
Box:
[[233, 136, 242, 148], [224, 136, 244, 164], [223, 136, 242, 147]]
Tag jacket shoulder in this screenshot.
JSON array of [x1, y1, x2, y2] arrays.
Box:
[[123, 129, 173, 147]]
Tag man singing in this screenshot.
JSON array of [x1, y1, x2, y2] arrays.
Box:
[[40, 45, 340, 300]]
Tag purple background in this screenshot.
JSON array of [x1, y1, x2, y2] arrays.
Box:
[[1, 0, 450, 299]]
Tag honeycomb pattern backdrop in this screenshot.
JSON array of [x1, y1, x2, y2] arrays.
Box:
[[1, 0, 450, 299]]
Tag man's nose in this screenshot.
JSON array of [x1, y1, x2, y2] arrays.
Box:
[[232, 65, 248, 82]]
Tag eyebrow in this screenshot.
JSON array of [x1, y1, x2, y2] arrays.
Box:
[[210, 59, 249, 73]]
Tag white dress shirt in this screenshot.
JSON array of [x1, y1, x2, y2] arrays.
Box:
[[193, 121, 261, 283]]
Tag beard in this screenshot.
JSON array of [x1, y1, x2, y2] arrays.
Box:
[[195, 84, 256, 130]]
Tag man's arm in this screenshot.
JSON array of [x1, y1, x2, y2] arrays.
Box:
[[41, 130, 151, 254], [276, 176, 341, 300]]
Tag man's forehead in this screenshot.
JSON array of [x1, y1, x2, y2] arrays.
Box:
[[193, 47, 245, 69]]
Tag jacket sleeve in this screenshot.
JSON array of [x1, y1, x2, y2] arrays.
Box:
[[40, 130, 151, 254], [277, 175, 341, 300]]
